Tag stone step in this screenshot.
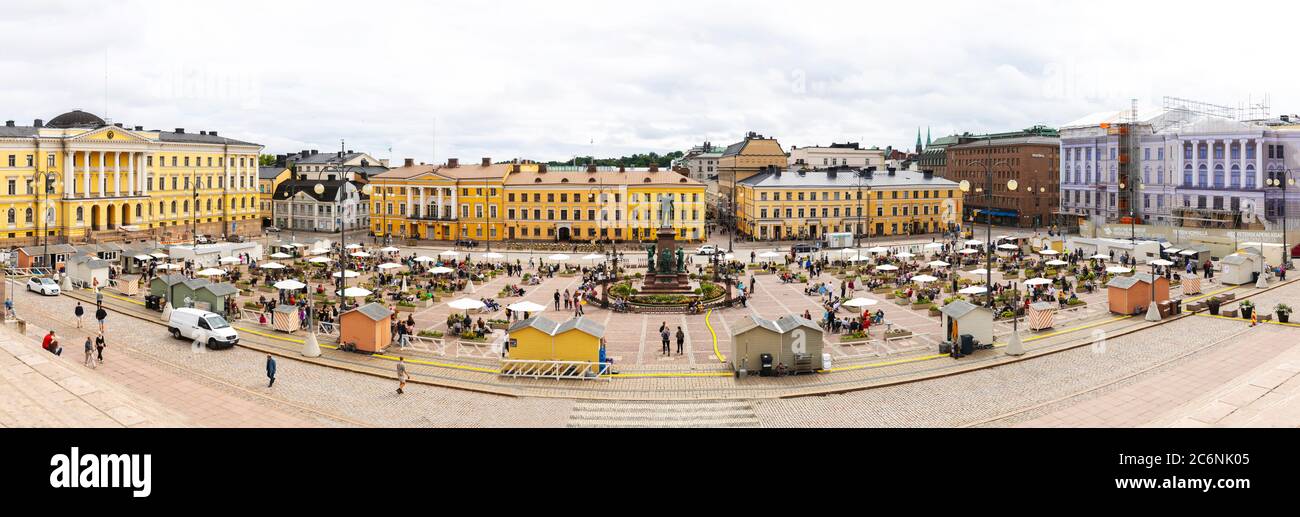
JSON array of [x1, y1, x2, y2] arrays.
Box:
[[567, 399, 760, 428]]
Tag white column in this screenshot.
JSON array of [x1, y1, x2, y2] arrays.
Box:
[[82, 151, 90, 197], [419, 187, 427, 217], [1239, 138, 1247, 186], [112, 151, 120, 197], [126, 152, 135, 196], [450, 187, 458, 220], [233, 155, 240, 190], [406, 187, 413, 217], [437, 188, 444, 218], [97, 151, 105, 197], [1256, 139, 1265, 187], [64, 151, 73, 198], [141, 153, 150, 196]]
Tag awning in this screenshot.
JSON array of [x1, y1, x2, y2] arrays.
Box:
[[973, 209, 1018, 218], [1179, 249, 1199, 256], [133, 254, 153, 261]]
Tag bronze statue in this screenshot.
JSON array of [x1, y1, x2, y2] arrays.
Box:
[[676, 247, 685, 273], [646, 244, 656, 271]]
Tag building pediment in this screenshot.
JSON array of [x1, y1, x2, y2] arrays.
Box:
[[69, 126, 153, 143]]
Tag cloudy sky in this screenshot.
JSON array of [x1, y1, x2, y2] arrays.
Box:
[[2, 0, 1290, 163]]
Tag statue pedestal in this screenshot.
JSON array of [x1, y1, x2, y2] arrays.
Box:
[[641, 227, 693, 294]]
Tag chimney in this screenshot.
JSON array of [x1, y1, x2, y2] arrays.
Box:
[[772, 165, 782, 178], [887, 167, 897, 176], [403, 158, 415, 167], [4, 120, 12, 127], [538, 164, 547, 173], [175, 128, 185, 133], [134, 125, 143, 131], [311, 149, 319, 155], [482, 157, 491, 167], [33, 119, 43, 128], [649, 163, 659, 172], [347, 149, 353, 154], [114, 123, 124, 128], [586, 163, 597, 173], [618, 165, 626, 172], [447, 158, 459, 168], [209, 131, 217, 136], [199, 130, 207, 135], [865, 166, 876, 179], [827, 168, 837, 179], [922, 169, 934, 180], [511, 164, 521, 173]]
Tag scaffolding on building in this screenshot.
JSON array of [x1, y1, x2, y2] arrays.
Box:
[[1163, 95, 1270, 122]]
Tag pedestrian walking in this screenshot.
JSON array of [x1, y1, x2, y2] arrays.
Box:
[[83, 336, 96, 368], [675, 326, 685, 355], [396, 357, 408, 394], [74, 302, 84, 329], [554, 290, 561, 310], [660, 326, 671, 355], [94, 304, 108, 334], [95, 332, 106, 364], [266, 355, 277, 387]]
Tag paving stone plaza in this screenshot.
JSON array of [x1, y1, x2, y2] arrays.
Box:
[[3, 232, 1299, 428]]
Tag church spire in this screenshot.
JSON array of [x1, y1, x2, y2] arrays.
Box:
[[926, 126, 931, 147], [915, 127, 923, 154]]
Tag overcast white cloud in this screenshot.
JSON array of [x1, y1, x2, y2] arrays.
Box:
[[2, 0, 1292, 162]]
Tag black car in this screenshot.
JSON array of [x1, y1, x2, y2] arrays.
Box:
[[791, 243, 817, 254], [455, 239, 478, 248]]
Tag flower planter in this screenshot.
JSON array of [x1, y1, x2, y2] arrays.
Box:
[[894, 298, 911, 306], [911, 302, 933, 311], [1279, 313, 1291, 324], [395, 304, 417, 313], [928, 306, 942, 317], [1239, 307, 1254, 320], [839, 334, 871, 344], [884, 329, 912, 340], [1221, 309, 1238, 318], [488, 322, 509, 330]]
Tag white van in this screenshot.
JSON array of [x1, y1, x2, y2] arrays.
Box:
[[168, 308, 239, 350]]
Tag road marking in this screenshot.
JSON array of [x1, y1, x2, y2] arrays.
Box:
[[1194, 312, 1300, 328], [705, 309, 725, 363]]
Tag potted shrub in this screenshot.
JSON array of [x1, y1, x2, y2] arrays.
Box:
[[1275, 303, 1292, 323], [1206, 298, 1221, 316], [1239, 300, 1255, 320]]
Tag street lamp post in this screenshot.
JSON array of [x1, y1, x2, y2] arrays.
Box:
[[191, 169, 200, 248], [1267, 169, 1293, 271], [958, 174, 1016, 308], [32, 169, 53, 271]]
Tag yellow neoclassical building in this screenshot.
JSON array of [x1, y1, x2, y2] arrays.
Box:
[[0, 110, 262, 248], [367, 159, 707, 243], [257, 165, 291, 225], [736, 166, 963, 241]]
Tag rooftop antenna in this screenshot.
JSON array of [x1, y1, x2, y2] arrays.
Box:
[[103, 48, 109, 120]]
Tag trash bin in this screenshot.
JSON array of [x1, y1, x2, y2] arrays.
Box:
[[1158, 300, 1174, 318], [959, 334, 974, 355], [759, 353, 774, 377]]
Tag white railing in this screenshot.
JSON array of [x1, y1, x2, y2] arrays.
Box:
[[395, 334, 447, 356], [499, 359, 611, 380], [455, 340, 502, 359], [2, 267, 54, 277]]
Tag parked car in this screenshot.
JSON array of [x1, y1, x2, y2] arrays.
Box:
[[167, 308, 239, 350], [195, 234, 213, 244], [228, 235, 246, 243], [264, 226, 281, 233], [695, 244, 719, 255], [26, 276, 60, 296], [791, 242, 818, 254], [455, 239, 478, 248]]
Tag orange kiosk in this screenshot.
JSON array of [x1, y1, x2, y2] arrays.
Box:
[[339, 303, 393, 353]]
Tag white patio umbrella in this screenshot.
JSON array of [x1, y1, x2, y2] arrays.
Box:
[[345, 243, 363, 249], [195, 268, 226, 277], [1044, 259, 1068, 266], [350, 251, 372, 258], [447, 298, 486, 311], [273, 279, 306, 290], [894, 252, 916, 259], [964, 239, 983, 246], [150, 252, 169, 259], [429, 266, 455, 275], [337, 287, 373, 298], [308, 248, 330, 255], [842, 297, 879, 308], [413, 255, 435, 263], [1037, 249, 1059, 255], [875, 264, 899, 271], [331, 270, 360, 278], [439, 250, 461, 257], [958, 286, 988, 295], [218, 256, 241, 264], [927, 260, 951, 268], [835, 248, 861, 256], [957, 248, 979, 255], [911, 274, 939, 283], [155, 263, 182, 270], [848, 255, 873, 262], [582, 253, 605, 261], [1089, 254, 1110, 260], [997, 243, 1019, 250], [133, 254, 153, 261], [923, 242, 945, 250], [307, 256, 331, 264], [259, 262, 286, 269], [546, 253, 571, 261], [1148, 259, 1174, 267], [1025, 277, 1053, 286], [1105, 266, 1133, 274], [507, 301, 546, 313], [377, 262, 404, 270], [866, 246, 889, 254], [758, 251, 782, 259], [481, 252, 505, 260], [968, 268, 989, 276], [270, 252, 292, 259], [378, 246, 401, 253]]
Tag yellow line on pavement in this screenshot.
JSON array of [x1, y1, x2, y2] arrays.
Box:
[[610, 371, 734, 378], [370, 353, 501, 374], [705, 309, 726, 363], [1017, 315, 1131, 344], [1182, 285, 1235, 303]]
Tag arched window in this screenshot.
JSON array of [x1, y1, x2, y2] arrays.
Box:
[[1143, 166, 1150, 185], [1230, 165, 1241, 188], [5, 209, 13, 224], [136, 204, 142, 217], [24, 208, 33, 223], [1183, 164, 1193, 186], [76, 207, 84, 222], [1156, 166, 1163, 184], [216, 198, 222, 210], [1198, 164, 1208, 187], [1246, 165, 1257, 189], [1213, 165, 1225, 188]]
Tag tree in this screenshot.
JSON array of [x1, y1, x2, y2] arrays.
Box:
[[545, 150, 685, 168], [259, 154, 278, 166]]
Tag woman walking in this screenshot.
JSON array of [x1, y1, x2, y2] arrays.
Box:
[[95, 332, 106, 365]]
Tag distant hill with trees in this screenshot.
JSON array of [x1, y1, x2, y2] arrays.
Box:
[[545, 151, 684, 168]]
